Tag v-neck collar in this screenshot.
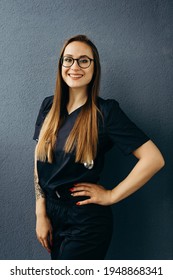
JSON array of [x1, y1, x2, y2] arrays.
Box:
[[66, 104, 85, 116]]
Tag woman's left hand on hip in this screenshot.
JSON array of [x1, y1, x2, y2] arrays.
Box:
[[70, 183, 113, 206]]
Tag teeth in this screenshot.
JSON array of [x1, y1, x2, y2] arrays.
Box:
[[69, 74, 83, 78]]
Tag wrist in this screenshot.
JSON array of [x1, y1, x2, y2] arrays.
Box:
[[35, 198, 47, 217], [110, 183, 127, 204], [36, 212, 47, 219]]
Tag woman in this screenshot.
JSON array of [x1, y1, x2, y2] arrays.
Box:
[[33, 34, 165, 260]]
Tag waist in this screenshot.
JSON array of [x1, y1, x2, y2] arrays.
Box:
[[45, 185, 89, 203]]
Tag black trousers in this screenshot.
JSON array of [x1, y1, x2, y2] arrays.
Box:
[[45, 186, 113, 260]]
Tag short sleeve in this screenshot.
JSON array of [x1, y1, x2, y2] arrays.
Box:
[[106, 100, 150, 155], [33, 96, 53, 141]]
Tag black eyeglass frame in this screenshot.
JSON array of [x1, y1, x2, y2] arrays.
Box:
[[61, 56, 94, 69]]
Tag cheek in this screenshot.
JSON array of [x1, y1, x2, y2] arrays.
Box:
[[87, 68, 94, 82], [61, 68, 67, 81]]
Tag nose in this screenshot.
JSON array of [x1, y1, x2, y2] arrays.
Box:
[[71, 60, 80, 70]]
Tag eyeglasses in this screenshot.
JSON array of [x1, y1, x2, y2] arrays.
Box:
[[61, 56, 94, 69]]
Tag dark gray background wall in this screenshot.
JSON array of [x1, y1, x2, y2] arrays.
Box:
[[0, 0, 172, 260]]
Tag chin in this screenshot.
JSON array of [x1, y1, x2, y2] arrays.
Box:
[[66, 81, 87, 89]]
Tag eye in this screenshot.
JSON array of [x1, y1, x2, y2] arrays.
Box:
[[64, 57, 73, 63], [79, 58, 89, 64]]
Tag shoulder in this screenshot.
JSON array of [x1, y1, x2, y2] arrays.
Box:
[[97, 97, 120, 117], [35, 95, 53, 124], [33, 95, 53, 140], [40, 95, 54, 111], [38, 95, 54, 117]]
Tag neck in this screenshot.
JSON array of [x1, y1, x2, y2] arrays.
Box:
[[68, 87, 88, 106]]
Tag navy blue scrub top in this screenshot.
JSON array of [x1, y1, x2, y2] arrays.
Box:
[[33, 96, 150, 193]]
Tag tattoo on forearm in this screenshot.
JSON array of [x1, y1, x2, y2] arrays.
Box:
[[34, 172, 45, 200]]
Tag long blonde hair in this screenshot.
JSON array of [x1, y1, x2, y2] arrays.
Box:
[[36, 35, 101, 164]]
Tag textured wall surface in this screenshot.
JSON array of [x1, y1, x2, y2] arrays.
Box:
[[0, 0, 172, 259]]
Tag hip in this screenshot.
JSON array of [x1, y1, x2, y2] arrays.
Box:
[[45, 187, 113, 227]]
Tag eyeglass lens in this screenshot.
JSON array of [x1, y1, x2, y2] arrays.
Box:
[[62, 56, 91, 68]]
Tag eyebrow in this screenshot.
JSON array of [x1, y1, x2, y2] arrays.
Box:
[[63, 54, 91, 58]]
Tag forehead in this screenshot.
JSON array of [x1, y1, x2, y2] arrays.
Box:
[[63, 41, 93, 57]]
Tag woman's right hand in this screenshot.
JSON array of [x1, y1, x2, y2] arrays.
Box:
[[36, 214, 53, 253]]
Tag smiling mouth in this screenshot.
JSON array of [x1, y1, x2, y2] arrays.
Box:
[[68, 74, 83, 78]]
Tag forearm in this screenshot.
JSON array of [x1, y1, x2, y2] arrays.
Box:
[[70, 142, 165, 206], [34, 170, 47, 217], [111, 156, 164, 204]]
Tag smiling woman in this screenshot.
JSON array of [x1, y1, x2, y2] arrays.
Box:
[[33, 34, 165, 260], [61, 41, 95, 95]]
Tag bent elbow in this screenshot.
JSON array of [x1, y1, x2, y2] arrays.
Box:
[[155, 153, 165, 171], [146, 150, 165, 173], [159, 155, 165, 169]]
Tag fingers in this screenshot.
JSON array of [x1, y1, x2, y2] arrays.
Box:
[[38, 238, 45, 248], [76, 198, 93, 206], [38, 238, 51, 253], [36, 231, 52, 253], [45, 233, 53, 253], [70, 184, 96, 195], [74, 183, 94, 188], [72, 183, 105, 192], [71, 183, 111, 206], [71, 185, 91, 192], [71, 190, 90, 197], [70, 183, 102, 206], [71, 184, 101, 197], [42, 238, 51, 253], [71, 188, 92, 205]]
